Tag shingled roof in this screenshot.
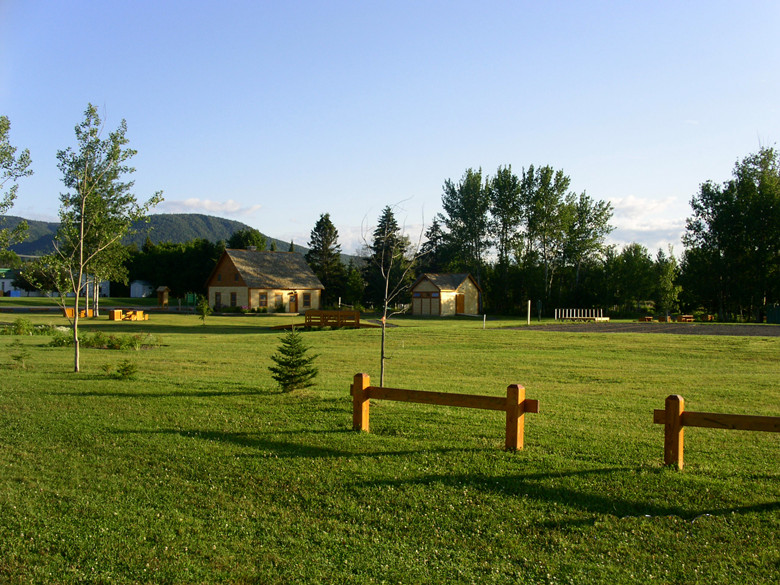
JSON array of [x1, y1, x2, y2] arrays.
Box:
[[412, 273, 481, 292], [223, 249, 323, 290]]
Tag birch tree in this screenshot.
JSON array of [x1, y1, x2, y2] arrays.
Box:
[[47, 104, 162, 372], [0, 115, 33, 250]]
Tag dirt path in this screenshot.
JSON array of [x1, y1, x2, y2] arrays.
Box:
[[512, 322, 780, 337]]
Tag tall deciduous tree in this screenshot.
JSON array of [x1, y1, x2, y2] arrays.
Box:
[[0, 116, 33, 250], [45, 104, 162, 372], [488, 165, 523, 311], [563, 192, 614, 297], [227, 228, 266, 250], [683, 147, 780, 320], [305, 213, 346, 306], [440, 168, 491, 284], [521, 165, 575, 302]]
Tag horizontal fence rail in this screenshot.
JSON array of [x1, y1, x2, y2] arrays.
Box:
[[653, 394, 780, 469], [350, 373, 539, 450]]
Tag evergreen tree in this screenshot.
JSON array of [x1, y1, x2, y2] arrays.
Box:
[[362, 206, 413, 307], [305, 213, 346, 306], [268, 328, 319, 392]]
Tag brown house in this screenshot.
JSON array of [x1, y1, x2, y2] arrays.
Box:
[[206, 249, 323, 313], [410, 273, 482, 316]]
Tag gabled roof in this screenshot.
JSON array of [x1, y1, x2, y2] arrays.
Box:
[[411, 273, 482, 292], [214, 249, 323, 290]]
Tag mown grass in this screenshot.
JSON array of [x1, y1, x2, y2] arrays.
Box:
[[0, 314, 778, 584]]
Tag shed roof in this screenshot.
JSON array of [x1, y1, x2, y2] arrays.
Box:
[[411, 273, 481, 292], [220, 249, 323, 290]]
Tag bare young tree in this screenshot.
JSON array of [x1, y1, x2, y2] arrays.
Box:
[[362, 205, 426, 386]]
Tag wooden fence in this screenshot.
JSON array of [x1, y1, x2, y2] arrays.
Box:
[[304, 309, 361, 328], [653, 394, 780, 469], [554, 308, 609, 321], [350, 373, 539, 450]]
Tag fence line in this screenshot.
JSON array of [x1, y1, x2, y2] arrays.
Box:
[[554, 308, 607, 321], [653, 394, 780, 469], [350, 373, 539, 450]]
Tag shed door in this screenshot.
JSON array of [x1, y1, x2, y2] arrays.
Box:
[[456, 294, 465, 314], [289, 293, 298, 313]]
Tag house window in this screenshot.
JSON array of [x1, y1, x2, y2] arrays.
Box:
[[217, 274, 222, 281], [413, 292, 421, 298], [214, 292, 222, 308], [234, 273, 239, 281], [259, 293, 268, 307], [230, 292, 237, 307], [303, 293, 311, 308]]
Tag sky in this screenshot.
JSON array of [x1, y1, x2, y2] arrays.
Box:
[[2, 0, 779, 257]]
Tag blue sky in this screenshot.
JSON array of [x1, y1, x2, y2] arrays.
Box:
[[2, 1, 779, 256]]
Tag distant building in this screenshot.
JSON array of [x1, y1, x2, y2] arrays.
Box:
[[206, 249, 323, 312], [130, 280, 154, 298], [410, 273, 482, 316]]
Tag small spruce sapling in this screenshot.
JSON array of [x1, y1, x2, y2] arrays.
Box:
[[268, 327, 319, 392]]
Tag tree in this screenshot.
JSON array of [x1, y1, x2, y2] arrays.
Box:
[[563, 192, 614, 298], [268, 328, 319, 392], [305, 213, 346, 306], [488, 165, 523, 311], [683, 147, 780, 320], [0, 116, 33, 250], [196, 294, 212, 325], [417, 215, 454, 274], [362, 205, 422, 386], [42, 104, 162, 372], [227, 228, 266, 250], [521, 165, 575, 302], [440, 168, 491, 283], [343, 260, 365, 307], [654, 247, 682, 316]]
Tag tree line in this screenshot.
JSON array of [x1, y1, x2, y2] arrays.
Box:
[[2, 107, 778, 323]]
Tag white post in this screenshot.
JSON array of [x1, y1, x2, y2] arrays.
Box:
[[529, 301, 532, 325], [483, 314, 486, 330]]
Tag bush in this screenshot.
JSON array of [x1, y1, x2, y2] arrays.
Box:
[[115, 359, 138, 380], [268, 328, 318, 392]]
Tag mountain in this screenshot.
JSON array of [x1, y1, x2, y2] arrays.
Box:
[[2, 214, 311, 256]]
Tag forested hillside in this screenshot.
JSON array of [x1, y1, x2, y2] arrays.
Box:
[[3, 213, 298, 255]]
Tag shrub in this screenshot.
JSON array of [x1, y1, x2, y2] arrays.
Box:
[[12, 317, 34, 336], [115, 359, 138, 380], [9, 340, 31, 369], [48, 330, 73, 347], [268, 328, 318, 392]]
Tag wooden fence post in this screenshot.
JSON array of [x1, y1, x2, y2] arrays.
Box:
[[352, 373, 371, 432], [505, 384, 526, 450], [664, 394, 685, 469]]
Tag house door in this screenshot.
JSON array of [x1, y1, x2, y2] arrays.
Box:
[[289, 293, 298, 313], [456, 294, 465, 314]]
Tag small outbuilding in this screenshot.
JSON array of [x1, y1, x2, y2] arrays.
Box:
[[156, 286, 171, 308], [206, 249, 324, 313], [410, 273, 482, 316]]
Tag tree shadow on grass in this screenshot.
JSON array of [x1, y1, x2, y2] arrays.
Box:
[[56, 379, 277, 398], [117, 427, 478, 460], [353, 467, 780, 521]]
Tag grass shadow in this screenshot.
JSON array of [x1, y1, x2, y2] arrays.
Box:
[[354, 467, 780, 521]]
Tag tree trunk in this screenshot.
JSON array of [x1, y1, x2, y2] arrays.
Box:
[[73, 294, 81, 373]]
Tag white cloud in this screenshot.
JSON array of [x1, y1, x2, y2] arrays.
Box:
[[158, 198, 262, 217], [609, 195, 685, 232]]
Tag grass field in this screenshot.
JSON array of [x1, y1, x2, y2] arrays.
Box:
[[1, 313, 778, 584]]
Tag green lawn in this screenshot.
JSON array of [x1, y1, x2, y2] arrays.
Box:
[[1, 314, 778, 584]]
